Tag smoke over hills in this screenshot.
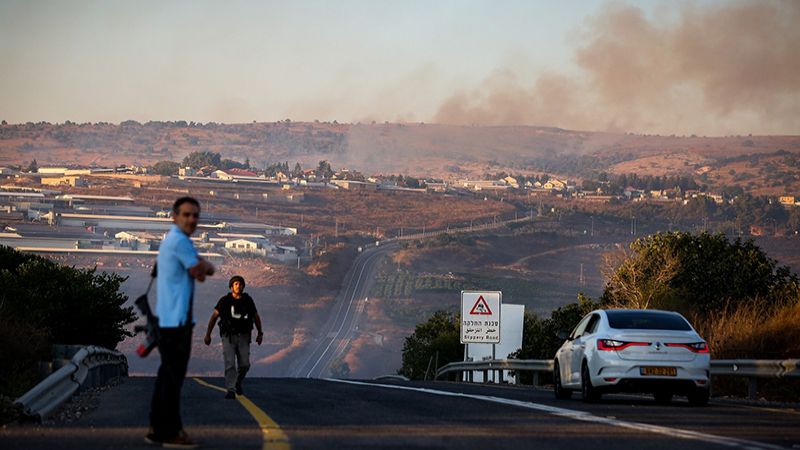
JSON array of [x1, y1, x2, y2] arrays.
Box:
[[434, 1, 800, 136]]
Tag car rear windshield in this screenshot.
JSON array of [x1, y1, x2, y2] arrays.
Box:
[[606, 311, 692, 331]]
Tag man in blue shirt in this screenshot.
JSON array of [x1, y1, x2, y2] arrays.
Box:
[[146, 197, 214, 449]]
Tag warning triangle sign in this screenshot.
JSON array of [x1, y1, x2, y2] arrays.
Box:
[[469, 296, 493, 315]]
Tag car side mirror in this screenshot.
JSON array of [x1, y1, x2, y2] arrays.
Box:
[[556, 330, 570, 341]]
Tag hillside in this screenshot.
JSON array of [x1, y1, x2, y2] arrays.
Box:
[[2, 121, 799, 186]]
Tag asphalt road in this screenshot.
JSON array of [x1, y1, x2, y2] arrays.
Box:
[[289, 243, 398, 378], [3, 377, 799, 450]]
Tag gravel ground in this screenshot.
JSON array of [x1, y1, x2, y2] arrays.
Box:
[[43, 377, 125, 425]]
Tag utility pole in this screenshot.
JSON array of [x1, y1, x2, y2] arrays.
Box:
[[591, 216, 594, 237], [580, 263, 585, 286]]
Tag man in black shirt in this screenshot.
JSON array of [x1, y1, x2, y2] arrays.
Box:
[[203, 275, 263, 398]]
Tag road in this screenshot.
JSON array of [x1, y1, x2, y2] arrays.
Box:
[[3, 377, 799, 450], [287, 215, 533, 378], [288, 242, 398, 378]]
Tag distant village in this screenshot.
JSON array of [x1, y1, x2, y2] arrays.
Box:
[[0, 158, 798, 260], [0, 164, 304, 264]]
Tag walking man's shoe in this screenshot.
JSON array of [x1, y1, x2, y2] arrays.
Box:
[[235, 382, 243, 396], [144, 429, 162, 446], [225, 390, 236, 399], [161, 429, 200, 449]]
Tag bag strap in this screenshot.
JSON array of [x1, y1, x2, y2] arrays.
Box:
[[144, 263, 157, 296]]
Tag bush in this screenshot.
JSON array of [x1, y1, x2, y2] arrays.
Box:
[[399, 310, 462, 380], [600, 232, 800, 316], [0, 246, 135, 422], [693, 301, 800, 401], [0, 248, 135, 348]]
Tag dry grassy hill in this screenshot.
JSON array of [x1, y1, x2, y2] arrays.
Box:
[[2, 121, 798, 187]]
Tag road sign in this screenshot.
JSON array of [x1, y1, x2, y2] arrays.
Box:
[[461, 291, 501, 344]]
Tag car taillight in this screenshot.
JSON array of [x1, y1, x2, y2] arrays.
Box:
[[665, 342, 709, 353], [597, 339, 650, 351]]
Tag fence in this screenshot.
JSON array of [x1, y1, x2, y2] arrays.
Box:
[[436, 358, 800, 400], [14, 345, 128, 422]]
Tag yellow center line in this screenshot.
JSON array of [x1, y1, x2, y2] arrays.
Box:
[[193, 377, 291, 450]]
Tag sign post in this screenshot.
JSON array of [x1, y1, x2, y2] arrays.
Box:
[[460, 291, 502, 345]]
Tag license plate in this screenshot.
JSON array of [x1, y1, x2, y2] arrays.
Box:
[[640, 366, 677, 376]]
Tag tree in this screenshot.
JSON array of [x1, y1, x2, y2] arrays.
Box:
[[182, 151, 221, 169], [220, 158, 247, 170], [599, 232, 800, 316], [405, 176, 421, 189], [0, 246, 136, 418], [293, 162, 303, 178], [151, 160, 179, 176], [399, 310, 462, 380], [601, 244, 681, 310], [0, 246, 136, 348], [317, 160, 333, 179], [27, 159, 38, 173]]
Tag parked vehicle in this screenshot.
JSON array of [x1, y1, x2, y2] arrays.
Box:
[[553, 309, 710, 405]]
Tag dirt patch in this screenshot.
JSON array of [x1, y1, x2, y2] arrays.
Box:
[[255, 328, 308, 365], [218, 257, 292, 287]]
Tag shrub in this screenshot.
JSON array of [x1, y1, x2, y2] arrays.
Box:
[[0, 246, 135, 423], [399, 310, 462, 380]]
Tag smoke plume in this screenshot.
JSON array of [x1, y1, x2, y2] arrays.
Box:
[[433, 1, 800, 135]]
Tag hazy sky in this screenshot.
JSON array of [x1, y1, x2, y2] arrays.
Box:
[[1, 0, 797, 135]]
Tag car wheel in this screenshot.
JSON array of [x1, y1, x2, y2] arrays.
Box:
[[581, 362, 601, 403], [653, 392, 672, 405], [554, 362, 572, 400], [687, 388, 710, 406]]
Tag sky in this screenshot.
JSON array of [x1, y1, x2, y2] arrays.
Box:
[[0, 0, 798, 135]]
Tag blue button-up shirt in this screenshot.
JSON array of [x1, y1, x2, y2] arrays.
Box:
[[156, 224, 199, 327]]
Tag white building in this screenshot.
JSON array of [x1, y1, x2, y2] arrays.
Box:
[[225, 238, 268, 256], [115, 231, 161, 251]]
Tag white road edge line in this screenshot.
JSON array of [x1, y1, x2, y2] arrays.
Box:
[[306, 249, 380, 377], [324, 378, 784, 450]]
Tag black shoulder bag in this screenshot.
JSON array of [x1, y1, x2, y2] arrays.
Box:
[[134, 264, 160, 357]]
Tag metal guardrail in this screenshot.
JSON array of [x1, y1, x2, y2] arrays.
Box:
[[436, 359, 553, 384], [14, 345, 128, 422], [710, 359, 800, 378], [436, 358, 800, 400]]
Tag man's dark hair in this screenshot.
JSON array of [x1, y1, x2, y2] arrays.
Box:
[[172, 196, 201, 214]]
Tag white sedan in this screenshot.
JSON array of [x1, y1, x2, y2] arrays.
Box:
[[553, 309, 710, 405]]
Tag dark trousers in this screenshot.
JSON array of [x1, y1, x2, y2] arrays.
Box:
[[149, 325, 192, 439]]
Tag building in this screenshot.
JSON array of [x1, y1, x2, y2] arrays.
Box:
[[179, 167, 196, 177], [503, 176, 519, 189], [779, 196, 797, 207], [225, 238, 268, 256], [543, 179, 567, 191], [330, 179, 378, 191], [37, 167, 69, 175], [426, 182, 447, 193], [40, 175, 87, 187], [212, 170, 234, 181], [460, 180, 510, 191], [114, 231, 160, 250], [227, 168, 258, 178]]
